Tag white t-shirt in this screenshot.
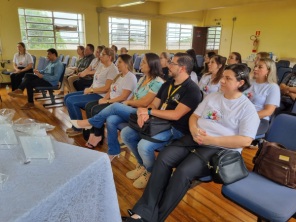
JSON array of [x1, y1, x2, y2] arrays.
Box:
[[13, 53, 33, 67], [198, 74, 220, 96], [110, 71, 137, 100], [190, 71, 198, 85], [92, 63, 118, 96], [244, 80, 280, 120], [89, 58, 101, 71], [194, 92, 260, 151]]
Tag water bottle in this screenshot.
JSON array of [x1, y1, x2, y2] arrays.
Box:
[[5, 85, 9, 93]]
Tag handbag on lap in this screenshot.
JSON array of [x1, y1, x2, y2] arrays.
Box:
[[128, 113, 171, 142]]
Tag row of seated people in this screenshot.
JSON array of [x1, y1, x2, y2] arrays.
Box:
[[7, 45, 291, 221], [69, 55, 261, 222]]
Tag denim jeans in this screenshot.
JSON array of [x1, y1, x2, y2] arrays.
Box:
[[64, 91, 102, 130], [121, 126, 184, 172], [88, 102, 137, 155]]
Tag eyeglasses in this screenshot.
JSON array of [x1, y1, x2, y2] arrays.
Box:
[[168, 61, 179, 66], [100, 53, 107, 56]]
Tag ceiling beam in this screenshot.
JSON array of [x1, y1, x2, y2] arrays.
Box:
[[158, 0, 278, 15]]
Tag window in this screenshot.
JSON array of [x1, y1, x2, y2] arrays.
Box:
[[18, 8, 85, 50], [109, 17, 150, 50], [206, 27, 221, 50], [166, 23, 193, 50]]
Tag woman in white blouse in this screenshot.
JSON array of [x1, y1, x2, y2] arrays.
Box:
[[10, 42, 34, 91]]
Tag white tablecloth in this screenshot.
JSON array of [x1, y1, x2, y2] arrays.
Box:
[[0, 141, 121, 222]]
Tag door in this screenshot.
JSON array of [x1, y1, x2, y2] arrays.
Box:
[[192, 27, 208, 56]]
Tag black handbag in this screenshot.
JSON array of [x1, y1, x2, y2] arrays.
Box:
[[191, 148, 249, 185], [128, 113, 171, 142]]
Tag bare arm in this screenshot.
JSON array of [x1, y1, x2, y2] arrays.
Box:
[[257, 104, 276, 119], [84, 79, 113, 95], [149, 103, 191, 120], [189, 113, 253, 148], [100, 89, 132, 104], [124, 92, 157, 108]]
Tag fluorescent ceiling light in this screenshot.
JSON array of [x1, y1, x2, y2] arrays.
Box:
[[118, 0, 145, 7]]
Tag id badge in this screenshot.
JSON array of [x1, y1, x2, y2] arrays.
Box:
[[160, 103, 167, 110]]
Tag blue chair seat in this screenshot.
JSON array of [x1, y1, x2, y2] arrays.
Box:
[[222, 172, 296, 222]]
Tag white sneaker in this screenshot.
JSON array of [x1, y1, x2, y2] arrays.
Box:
[[126, 163, 145, 180], [133, 170, 151, 189]]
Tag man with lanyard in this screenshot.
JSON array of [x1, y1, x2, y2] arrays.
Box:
[[121, 52, 202, 189]]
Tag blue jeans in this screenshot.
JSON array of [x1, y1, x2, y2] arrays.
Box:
[[121, 126, 184, 172], [88, 103, 137, 155], [64, 91, 102, 130]]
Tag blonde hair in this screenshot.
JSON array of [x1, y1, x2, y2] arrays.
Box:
[[259, 58, 277, 83]]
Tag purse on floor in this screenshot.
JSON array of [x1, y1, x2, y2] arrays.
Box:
[[253, 140, 296, 189], [191, 148, 249, 185], [128, 113, 171, 142]]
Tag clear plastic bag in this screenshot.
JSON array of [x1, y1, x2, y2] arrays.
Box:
[[13, 118, 55, 134], [0, 109, 16, 124]]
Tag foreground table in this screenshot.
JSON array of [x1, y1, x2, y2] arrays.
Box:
[[0, 141, 121, 222]]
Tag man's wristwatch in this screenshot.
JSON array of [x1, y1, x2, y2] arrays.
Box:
[[148, 108, 152, 115]]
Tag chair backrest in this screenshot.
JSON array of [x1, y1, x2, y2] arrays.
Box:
[[31, 55, 36, 69], [277, 60, 290, 68], [37, 56, 46, 70], [277, 67, 292, 84], [291, 101, 296, 114], [196, 55, 204, 67], [292, 64, 296, 73], [62, 55, 70, 66], [69, 56, 77, 67], [265, 113, 296, 150], [132, 53, 139, 63], [133, 56, 142, 72], [58, 63, 67, 88], [58, 54, 64, 62]]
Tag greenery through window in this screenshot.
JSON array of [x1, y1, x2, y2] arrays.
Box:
[[166, 23, 193, 50], [206, 27, 221, 50], [109, 17, 150, 50], [18, 8, 85, 50]]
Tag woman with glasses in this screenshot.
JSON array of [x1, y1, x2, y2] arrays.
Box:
[[64, 47, 119, 137], [122, 63, 260, 222], [70, 53, 164, 159], [198, 55, 226, 97]]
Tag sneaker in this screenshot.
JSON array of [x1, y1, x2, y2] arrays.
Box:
[[133, 170, 151, 189], [126, 164, 145, 180], [20, 102, 35, 110], [8, 89, 26, 98]]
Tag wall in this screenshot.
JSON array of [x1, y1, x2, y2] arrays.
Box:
[[97, 3, 204, 55], [0, 0, 99, 69], [204, 0, 296, 60]]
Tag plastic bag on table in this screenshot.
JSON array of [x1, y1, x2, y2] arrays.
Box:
[[13, 118, 55, 134], [0, 109, 16, 124]]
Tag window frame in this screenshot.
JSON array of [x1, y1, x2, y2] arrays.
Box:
[[108, 16, 150, 50], [18, 8, 85, 50], [166, 22, 193, 50], [206, 26, 221, 51]]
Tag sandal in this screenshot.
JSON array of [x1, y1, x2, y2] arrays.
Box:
[[85, 142, 96, 149]]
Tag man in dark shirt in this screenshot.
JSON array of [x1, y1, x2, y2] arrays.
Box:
[[65, 44, 95, 92], [121, 52, 202, 189]]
